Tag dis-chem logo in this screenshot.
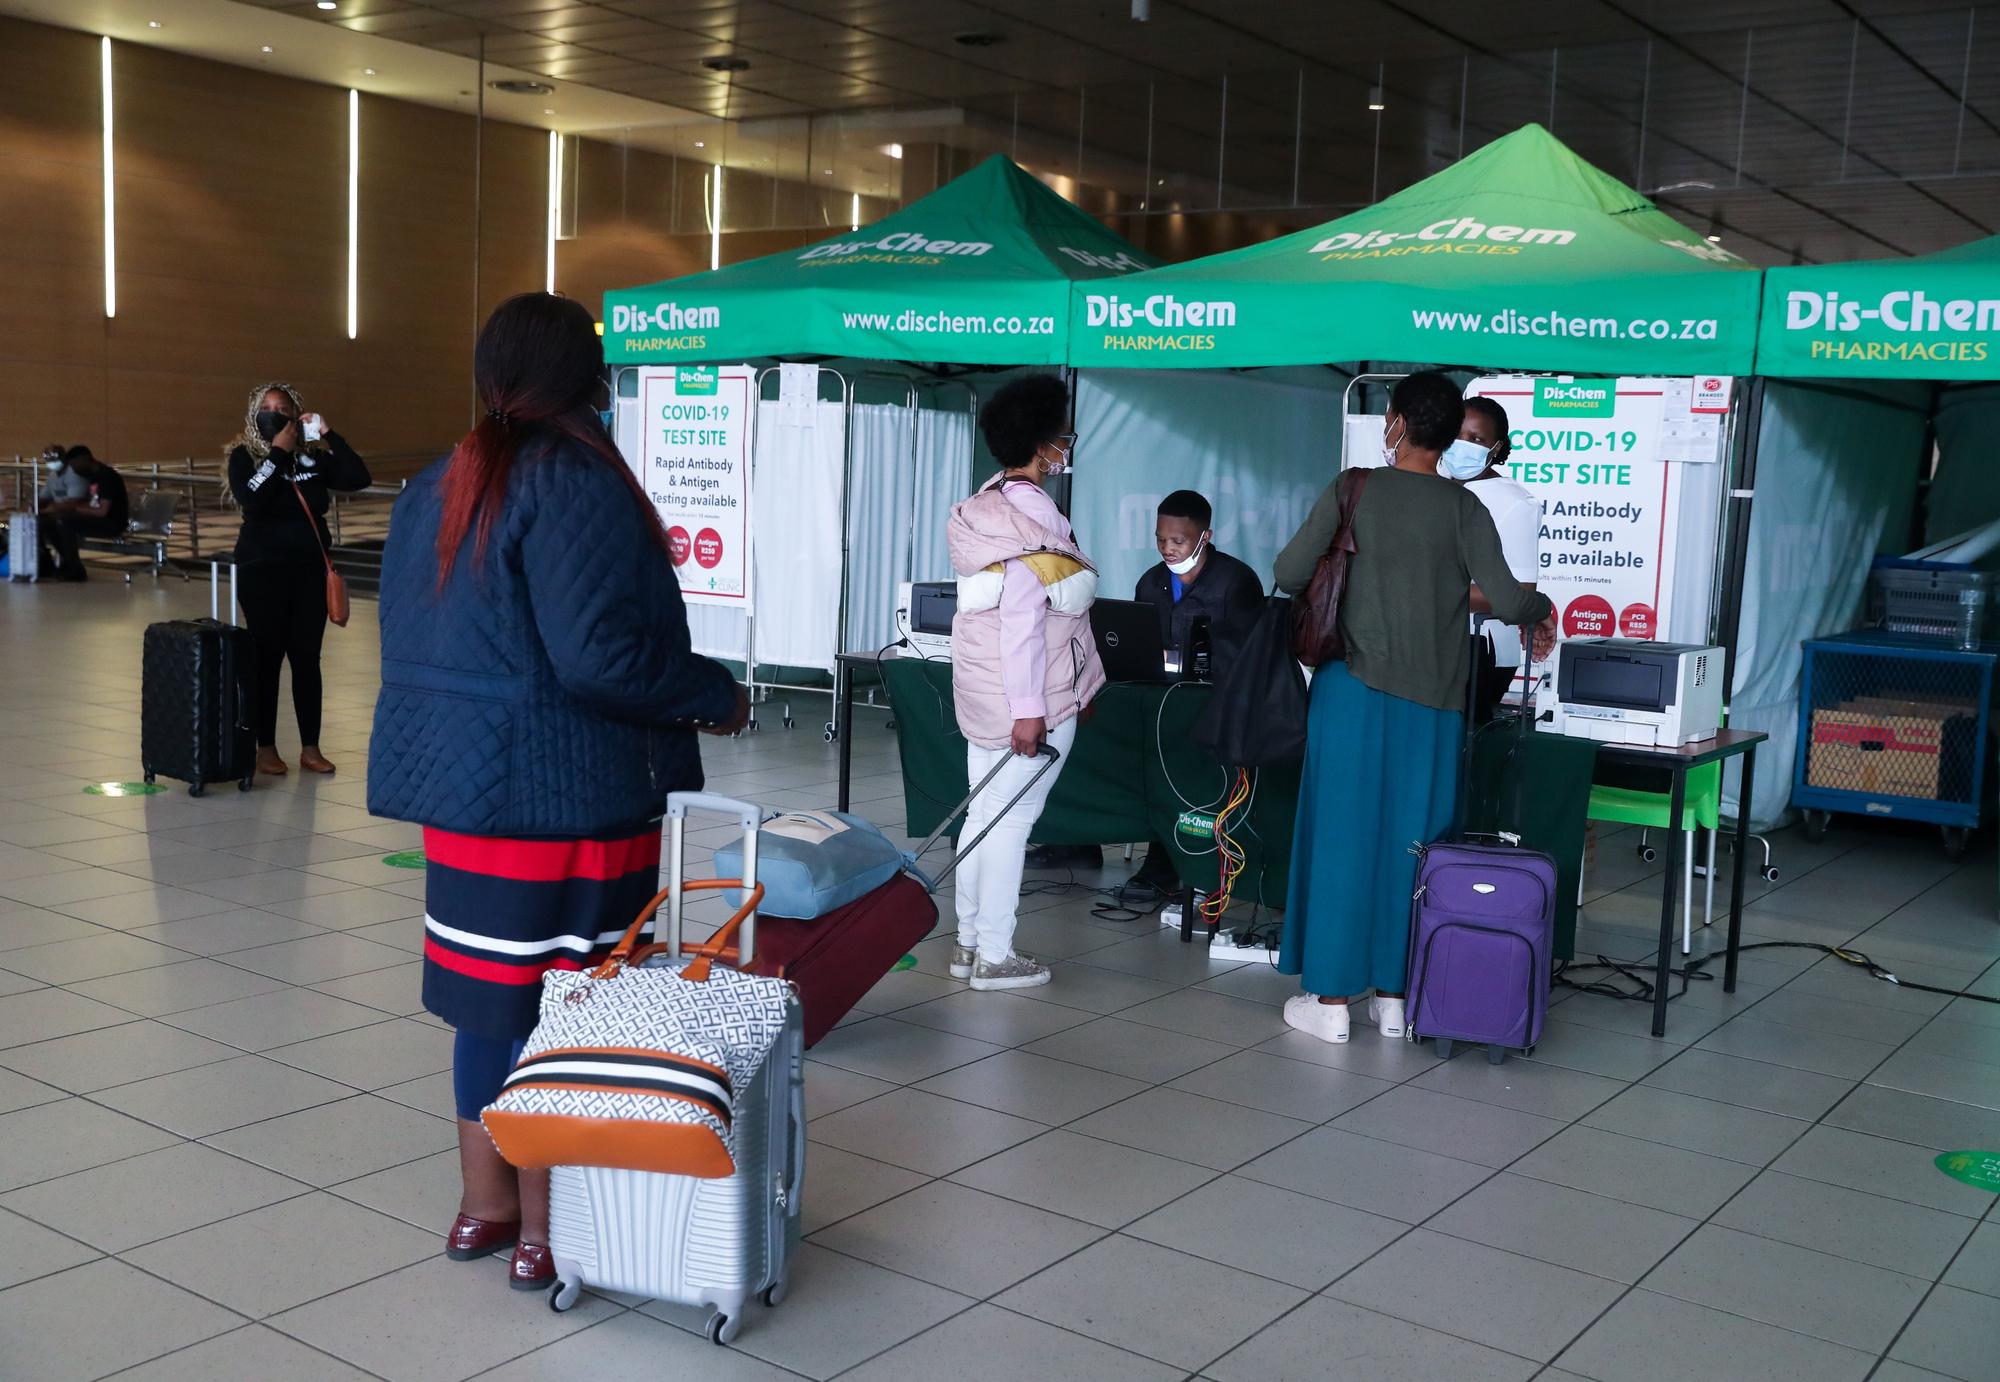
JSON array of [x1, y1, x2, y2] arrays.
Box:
[[799, 230, 994, 263], [1533, 378, 1616, 417], [1306, 216, 1577, 260], [609, 302, 721, 333]]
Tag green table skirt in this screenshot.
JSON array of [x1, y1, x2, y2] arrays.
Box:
[[877, 657, 1592, 956]]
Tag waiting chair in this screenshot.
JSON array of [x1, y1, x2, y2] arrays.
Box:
[[1586, 761, 1722, 955]]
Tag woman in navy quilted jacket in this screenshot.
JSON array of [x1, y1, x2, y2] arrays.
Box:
[[369, 292, 747, 1292]]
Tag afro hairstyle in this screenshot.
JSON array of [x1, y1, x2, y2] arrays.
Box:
[[978, 374, 1071, 469]]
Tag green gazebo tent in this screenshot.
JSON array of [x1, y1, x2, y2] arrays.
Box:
[[1066, 124, 1760, 375], [1756, 233, 2000, 380], [602, 155, 1155, 367]]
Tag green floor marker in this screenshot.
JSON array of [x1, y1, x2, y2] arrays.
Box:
[[84, 782, 167, 797], [382, 850, 427, 870], [1936, 1150, 2000, 1193], [892, 953, 918, 971]]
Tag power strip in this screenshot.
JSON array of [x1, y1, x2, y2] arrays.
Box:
[[1159, 896, 1206, 930], [1209, 927, 1276, 959]]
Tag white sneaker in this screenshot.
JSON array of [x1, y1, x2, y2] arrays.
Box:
[[1283, 993, 1350, 1044], [949, 944, 976, 980], [1367, 994, 1406, 1039], [969, 952, 1051, 991]]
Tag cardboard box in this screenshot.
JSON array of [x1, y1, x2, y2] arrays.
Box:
[[1807, 698, 1976, 801]]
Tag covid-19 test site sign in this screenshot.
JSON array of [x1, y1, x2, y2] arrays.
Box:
[[631, 365, 753, 607], [1466, 376, 1722, 645]]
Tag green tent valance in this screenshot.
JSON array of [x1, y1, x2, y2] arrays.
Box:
[[1757, 234, 2000, 380], [1066, 124, 1761, 376], [603, 155, 1155, 367]]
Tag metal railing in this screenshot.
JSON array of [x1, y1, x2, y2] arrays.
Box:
[[2, 454, 418, 572]]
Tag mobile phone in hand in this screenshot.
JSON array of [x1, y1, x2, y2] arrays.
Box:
[[302, 415, 324, 443]]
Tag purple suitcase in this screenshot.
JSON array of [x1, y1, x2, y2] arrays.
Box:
[[1404, 634, 1557, 1064]]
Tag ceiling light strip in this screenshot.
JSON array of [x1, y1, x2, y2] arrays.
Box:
[[546, 130, 562, 293], [101, 37, 115, 319], [347, 89, 359, 339]]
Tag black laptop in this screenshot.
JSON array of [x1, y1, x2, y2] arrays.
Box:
[[1090, 599, 1176, 684]]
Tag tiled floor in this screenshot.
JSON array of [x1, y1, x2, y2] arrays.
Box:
[[3, 576, 1998, 1381]]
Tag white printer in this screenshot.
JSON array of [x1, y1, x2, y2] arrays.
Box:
[[893, 581, 956, 659], [1552, 638, 1723, 747]]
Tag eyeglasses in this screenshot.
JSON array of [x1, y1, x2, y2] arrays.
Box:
[[1051, 433, 1078, 450]]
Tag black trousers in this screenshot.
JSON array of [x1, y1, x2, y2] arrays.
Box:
[[237, 560, 327, 748], [43, 514, 123, 579]]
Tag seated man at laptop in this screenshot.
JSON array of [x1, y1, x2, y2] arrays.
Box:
[[1120, 489, 1262, 889], [1135, 490, 1262, 667]]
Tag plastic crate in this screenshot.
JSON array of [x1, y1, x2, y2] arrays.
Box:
[[1866, 559, 1997, 649]]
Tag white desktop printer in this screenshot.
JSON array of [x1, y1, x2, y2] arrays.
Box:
[[893, 581, 956, 659], [1553, 638, 1723, 747]]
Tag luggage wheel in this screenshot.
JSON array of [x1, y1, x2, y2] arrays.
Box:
[[143, 772, 155, 785], [188, 782, 206, 798], [1485, 1044, 1507, 1065], [1433, 1039, 1454, 1060], [822, 722, 838, 743], [238, 776, 253, 793], [705, 1311, 739, 1345], [547, 1277, 582, 1313], [761, 1278, 788, 1308]]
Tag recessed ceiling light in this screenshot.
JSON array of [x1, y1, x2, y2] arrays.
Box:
[[694, 139, 705, 148], [823, 168, 832, 175], [1706, 233, 1722, 243], [317, 1, 337, 9], [1366, 85, 1386, 111], [363, 67, 376, 76], [260, 45, 274, 53], [147, 20, 162, 28], [885, 142, 903, 159], [543, 107, 554, 114]]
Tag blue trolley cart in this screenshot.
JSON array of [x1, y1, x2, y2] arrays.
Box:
[[1793, 630, 1996, 859]]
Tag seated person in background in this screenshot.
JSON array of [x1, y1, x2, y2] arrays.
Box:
[[38, 445, 91, 509], [40, 448, 128, 583], [1445, 397, 1540, 720], [1127, 489, 1263, 890]]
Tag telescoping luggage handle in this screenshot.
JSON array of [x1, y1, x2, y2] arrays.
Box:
[[583, 792, 766, 989], [909, 744, 1061, 889]]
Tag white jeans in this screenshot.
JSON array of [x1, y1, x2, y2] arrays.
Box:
[[954, 717, 1077, 965]]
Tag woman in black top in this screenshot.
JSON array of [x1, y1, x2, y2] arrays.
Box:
[[226, 383, 372, 776]]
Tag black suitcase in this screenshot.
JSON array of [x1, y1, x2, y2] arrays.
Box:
[[141, 619, 256, 796]]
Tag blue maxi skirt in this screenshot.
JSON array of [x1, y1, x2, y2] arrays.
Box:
[[1279, 661, 1462, 996]]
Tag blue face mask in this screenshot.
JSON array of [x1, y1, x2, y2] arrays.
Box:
[[1438, 438, 1492, 481], [598, 408, 616, 436]]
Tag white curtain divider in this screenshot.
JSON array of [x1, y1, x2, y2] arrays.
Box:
[[685, 397, 847, 671], [846, 401, 974, 654], [1072, 368, 1343, 597], [1726, 380, 1928, 829]]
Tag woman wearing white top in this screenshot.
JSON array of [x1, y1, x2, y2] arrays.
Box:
[[1442, 396, 1541, 720]]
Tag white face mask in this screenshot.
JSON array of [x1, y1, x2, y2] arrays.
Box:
[[1041, 439, 1072, 475], [1166, 536, 1209, 577], [1438, 438, 1492, 481], [1380, 418, 1406, 467]]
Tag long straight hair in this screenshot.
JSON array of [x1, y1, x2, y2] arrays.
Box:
[[435, 292, 665, 586]]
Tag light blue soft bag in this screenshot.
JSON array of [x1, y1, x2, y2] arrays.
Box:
[[716, 810, 923, 919]]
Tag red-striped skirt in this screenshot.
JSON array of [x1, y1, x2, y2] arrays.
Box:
[[421, 824, 663, 1041]]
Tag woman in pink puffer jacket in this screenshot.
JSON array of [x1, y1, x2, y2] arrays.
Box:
[[943, 376, 1106, 991]]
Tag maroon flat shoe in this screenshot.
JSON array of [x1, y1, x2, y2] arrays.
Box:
[[445, 1214, 520, 1261], [510, 1241, 556, 1291]]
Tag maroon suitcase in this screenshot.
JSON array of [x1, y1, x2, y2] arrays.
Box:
[[658, 751, 1060, 1047]]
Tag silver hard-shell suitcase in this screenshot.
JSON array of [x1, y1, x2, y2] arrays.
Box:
[[546, 792, 804, 1346]]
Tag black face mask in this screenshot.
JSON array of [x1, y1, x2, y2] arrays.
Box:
[[255, 410, 292, 443]]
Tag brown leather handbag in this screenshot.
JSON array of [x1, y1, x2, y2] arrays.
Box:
[[1289, 467, 1371, 667], [291, 481, 349, 628]]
